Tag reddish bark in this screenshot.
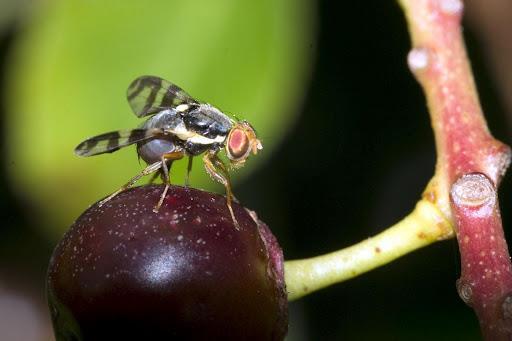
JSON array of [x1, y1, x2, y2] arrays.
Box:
[[400, 0, 512, 338]]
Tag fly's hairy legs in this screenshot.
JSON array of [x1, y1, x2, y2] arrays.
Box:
[[203, 151, 239, 229], [98, 161, 163, 207], [153, 151, 185, 212]]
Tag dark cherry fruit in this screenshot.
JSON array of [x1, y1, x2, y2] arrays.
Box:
[[47, 185, 287, 340]]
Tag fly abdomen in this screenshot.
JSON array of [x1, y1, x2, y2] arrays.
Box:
[[137, 138, 180, 164]]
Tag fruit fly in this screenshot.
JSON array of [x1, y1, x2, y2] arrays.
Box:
[[75, 76, 262, 228]]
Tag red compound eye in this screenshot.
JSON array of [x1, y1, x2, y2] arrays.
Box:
[[227, 128, 250, 160]]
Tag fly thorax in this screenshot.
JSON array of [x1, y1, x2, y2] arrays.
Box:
[[183, 104, 232, 140]]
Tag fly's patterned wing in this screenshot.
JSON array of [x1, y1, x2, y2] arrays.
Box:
[[127, 76, 197, 118], [75, 128, 165, 157]]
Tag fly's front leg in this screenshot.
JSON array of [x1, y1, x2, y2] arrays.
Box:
[[203, 151, 239, 229], [153, 150, 185, 213], [98, 161, 163, 207]]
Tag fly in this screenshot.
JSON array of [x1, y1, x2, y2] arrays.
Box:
[[75, 75, 262, 229]]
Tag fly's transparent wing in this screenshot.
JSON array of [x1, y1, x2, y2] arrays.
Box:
[[74, 128, 165, 157], [127, 76, 197, 117]]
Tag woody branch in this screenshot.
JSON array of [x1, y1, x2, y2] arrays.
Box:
[[399, 0, 512, 338]]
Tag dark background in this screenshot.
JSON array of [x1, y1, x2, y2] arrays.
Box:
[[1, 1, 510, 340]]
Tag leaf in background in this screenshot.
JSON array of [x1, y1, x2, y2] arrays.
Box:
[[4, 0, 315, 237]]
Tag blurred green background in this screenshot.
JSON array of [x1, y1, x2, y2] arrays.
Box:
[[5, 0, 313, 237], [1, 0, 512, 340]]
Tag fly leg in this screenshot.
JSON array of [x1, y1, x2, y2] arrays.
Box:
[[184, 156, 193, 187], [98, 161, 163, 207], [203, 151, 239, 230], [153, 151, 185, 213]]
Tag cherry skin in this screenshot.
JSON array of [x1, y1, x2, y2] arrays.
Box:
[[47, 185, 287, 340]]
